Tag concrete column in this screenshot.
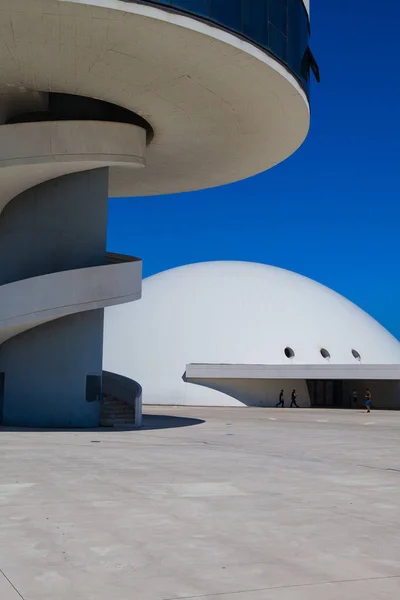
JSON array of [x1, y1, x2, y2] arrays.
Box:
[[0, 169, 109, 427], [0, 169, 108, 285]]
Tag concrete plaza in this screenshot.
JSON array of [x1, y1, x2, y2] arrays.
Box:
[[1, 407, 400, 599]]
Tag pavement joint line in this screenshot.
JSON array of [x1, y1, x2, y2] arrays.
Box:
[[164, 574, 400, 599], [329, 509, 396, 530], [0, 498, 124, 508], [0, 568, 25, 600]]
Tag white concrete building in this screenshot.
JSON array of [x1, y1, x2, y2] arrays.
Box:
[[0, 0, 317, 426], [104, 262, 400, 409]]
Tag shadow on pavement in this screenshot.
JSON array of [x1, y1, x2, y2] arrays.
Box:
[[0, 414, 205, 432], [140, 414, 205, 430]]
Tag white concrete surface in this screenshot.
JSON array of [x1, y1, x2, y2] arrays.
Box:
[[103, 262, 400, 406], [0, 120, 146, 215], [186, 363, 400, 380], [0, 0, 309, 195], [184, 377, 312, 408], [0, 256, 142, 344], [1, 406, 400, 599]]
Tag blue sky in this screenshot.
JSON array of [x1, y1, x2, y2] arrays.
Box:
[[108, 0, 400, 340]]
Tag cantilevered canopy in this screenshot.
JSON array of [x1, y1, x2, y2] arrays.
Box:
[[186, 364, 400, 381]]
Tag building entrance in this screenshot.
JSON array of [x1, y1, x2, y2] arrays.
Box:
[[307, 380, 344, 407]]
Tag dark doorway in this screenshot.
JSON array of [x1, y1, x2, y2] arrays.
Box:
[[0, 373, 4, 423], [307, 380, 344, 407]]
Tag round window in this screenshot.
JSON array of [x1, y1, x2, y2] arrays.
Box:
[[284, 347, 295, 359]]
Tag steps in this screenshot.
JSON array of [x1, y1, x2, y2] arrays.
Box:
[[101, 371, 143, 428], [100, 394, 135, 427]]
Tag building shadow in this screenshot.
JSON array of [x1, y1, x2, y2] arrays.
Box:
[[140, 414, 205, 430], [0, 414, 205, 432]]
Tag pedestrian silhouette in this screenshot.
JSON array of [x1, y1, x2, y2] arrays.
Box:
[[290, 389, 299, 408], [365, 388, 372, 413], [276, 389, 285, 407]]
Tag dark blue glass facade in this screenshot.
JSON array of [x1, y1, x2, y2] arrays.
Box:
[[126, 0, 311, 94]]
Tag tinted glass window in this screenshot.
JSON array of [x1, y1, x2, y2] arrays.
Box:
[[210, 0, 241, 32], [135, 0, 311, 93], [172, 0, 210, 17], [243, 0, 269, 47], [269, 1, 288, 35], [269, 24, 287, 61]]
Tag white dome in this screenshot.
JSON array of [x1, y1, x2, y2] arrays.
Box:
[[103, 261, 400, 406]]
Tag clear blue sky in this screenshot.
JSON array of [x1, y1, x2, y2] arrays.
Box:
[[108, 0, 400, 340]]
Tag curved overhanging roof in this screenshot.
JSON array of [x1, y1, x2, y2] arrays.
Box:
[[186, 364, 400, 381], [0, 0, 310, 196]]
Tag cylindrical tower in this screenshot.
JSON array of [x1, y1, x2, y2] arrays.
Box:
[[0, 0, 318, 426]]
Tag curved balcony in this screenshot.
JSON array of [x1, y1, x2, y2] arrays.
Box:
[[127, 0, 316, 93]]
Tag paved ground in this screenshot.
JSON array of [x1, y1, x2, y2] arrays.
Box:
[[1, 407, 400, 599]]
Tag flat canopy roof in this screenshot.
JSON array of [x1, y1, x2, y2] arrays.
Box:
[[186, 364, 400, 381]]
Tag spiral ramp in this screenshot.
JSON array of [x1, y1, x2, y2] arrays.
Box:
[[0, 0, 314, 427], [0, 118, 146, 427]]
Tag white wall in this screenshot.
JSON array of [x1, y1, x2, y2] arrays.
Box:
[[103, 263, 400, 409], [182, 378, 310, 408]]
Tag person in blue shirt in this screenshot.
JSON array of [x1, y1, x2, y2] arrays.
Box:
[[365, 389, 372, 413]]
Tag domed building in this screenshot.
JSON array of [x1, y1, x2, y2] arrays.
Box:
[[103, 262, 400, 409], [0, 0, 318, 426]]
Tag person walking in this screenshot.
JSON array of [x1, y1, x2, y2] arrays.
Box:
[[276, 389, 285, 408], [365, 388, 372, 413], [290, 389, 299, 408]]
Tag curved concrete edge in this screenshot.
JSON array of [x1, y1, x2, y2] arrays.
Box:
[[41, 0, 310, 195], [102, 370, 143, 427], [0, 256, 142, 344], [0, 120, 147, 214], [67, 0, 309, 106], [186, 363, 400, 381]]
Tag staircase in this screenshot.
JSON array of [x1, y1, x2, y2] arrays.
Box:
[[100, 394, 135, 427], [100, 371, 142, 428]]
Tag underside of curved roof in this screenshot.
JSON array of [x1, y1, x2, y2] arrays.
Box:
[[0, 0, 309, 196]]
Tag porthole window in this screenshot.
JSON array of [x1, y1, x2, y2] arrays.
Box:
[[352, 349, 361, 361], [284, 347, 295, 359], [320, 348, 330, 360]]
